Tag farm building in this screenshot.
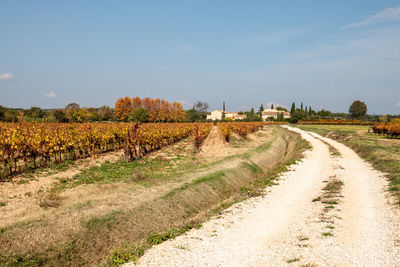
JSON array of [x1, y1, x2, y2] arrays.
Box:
[[262, 109, 291, 120], [206, 110, 246, 121]]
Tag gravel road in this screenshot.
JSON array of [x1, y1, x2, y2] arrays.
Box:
[[125, 126, 400, 267]]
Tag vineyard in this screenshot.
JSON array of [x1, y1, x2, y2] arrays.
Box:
[[298, 119, 376, 125], [372, 123, 400, 138], [0, 121, 273, 180], [0, 122, 212, 179], [218, 121, 287, 142]]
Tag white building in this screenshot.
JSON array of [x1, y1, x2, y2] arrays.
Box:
[[262, 109, 290, 120], [206, 110, 246, 121]]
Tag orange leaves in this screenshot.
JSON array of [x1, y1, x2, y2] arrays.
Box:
[[193, 123, 212, 149], [124, 123, 212, 160], [114, 97, 185, 122], [218, 122, 266, 142], [372, 123, 400, 138], [114, 97, 133, 121]]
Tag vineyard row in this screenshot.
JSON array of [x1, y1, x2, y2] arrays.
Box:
[[0, 122, 273, 179]]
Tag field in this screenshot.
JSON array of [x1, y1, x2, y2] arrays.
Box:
[[296, 124, 400, 203], [0, 123, 306, 266]]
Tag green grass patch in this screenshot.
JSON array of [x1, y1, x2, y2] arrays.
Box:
[[287, 258, 300, 263], [323, 179, 344, 193], [322, 232, 333, 237], [241, 161, 263, 174], [84, 210, 122, 230], [163, 170, 227, 198], [107, 224, 201, 266]]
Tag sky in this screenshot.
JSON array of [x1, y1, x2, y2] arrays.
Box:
[[1, 1, 400, 114]]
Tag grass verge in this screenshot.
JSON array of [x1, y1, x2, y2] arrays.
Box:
[[297, 125, 400, 204]]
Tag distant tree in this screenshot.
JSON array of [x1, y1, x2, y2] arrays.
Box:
[[172, 102, 185, 122], [271, 103, 274, 109], [98, 106, 113, 121], [245, 108, 255, 121], [158, 101, 171, 122], [131, 97, 142, 113], [276, 106, 288, 112], [316, 109, 332, 118], [65, 103, 81, 122], [65, 103, 80, 111], [151, 98, 162, 122], [114, 97, 132, 121], [309, 106, 313, 116], [290, 110, 306, 123], [129, 107, 149, 122], [390, 118, 400, 124], [259, 104, 264, 115], [349, 100, 367, 119], [223, 101, 226, 112], [0, 105, 6, 121], [193, 101, 209, 121], [52, 109, 67, 122], [4, 109, 19, 122], [26, 107, 46, 119], [185, 108, 200, 122], [301, 102, 304, 111], [290, 102, 296, 115], [378, 115, 387, 123]]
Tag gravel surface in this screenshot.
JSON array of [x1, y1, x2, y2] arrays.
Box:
[[125, 126, 400, 267]]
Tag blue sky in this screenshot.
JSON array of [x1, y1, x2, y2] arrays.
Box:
[[1, 1, 400, 114]]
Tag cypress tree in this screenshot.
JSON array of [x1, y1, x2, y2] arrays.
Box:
[[259, 104, 264, 115], [223, 101, 226, 112], [301, 102, 304, 111], [290, 102, 296, 115]]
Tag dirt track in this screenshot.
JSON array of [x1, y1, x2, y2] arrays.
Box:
[[129, 126, 400, 266]]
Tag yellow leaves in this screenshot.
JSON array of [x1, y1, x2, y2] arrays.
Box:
[[1, 122, 213, 175]]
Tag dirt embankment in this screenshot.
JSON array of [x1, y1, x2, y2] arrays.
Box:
[[0, 126, 307, 266]]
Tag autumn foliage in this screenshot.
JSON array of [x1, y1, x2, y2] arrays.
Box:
[[372, 123, 400, 138], [0, 122, 212, 179], [114, 97, 185, 122], [218, 122, 266, 142]]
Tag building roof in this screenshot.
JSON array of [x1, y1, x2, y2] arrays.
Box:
[[233, 114, 246, 118], [262, 109, 290, 115]]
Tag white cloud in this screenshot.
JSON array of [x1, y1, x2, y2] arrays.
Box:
[[342, 6, 400, 29], [0, 73, 14, 81], [44, 91, 57, 98]]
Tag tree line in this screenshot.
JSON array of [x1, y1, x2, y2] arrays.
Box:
[[0, 99, 399, 123], [114, 97, 185, 122]]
